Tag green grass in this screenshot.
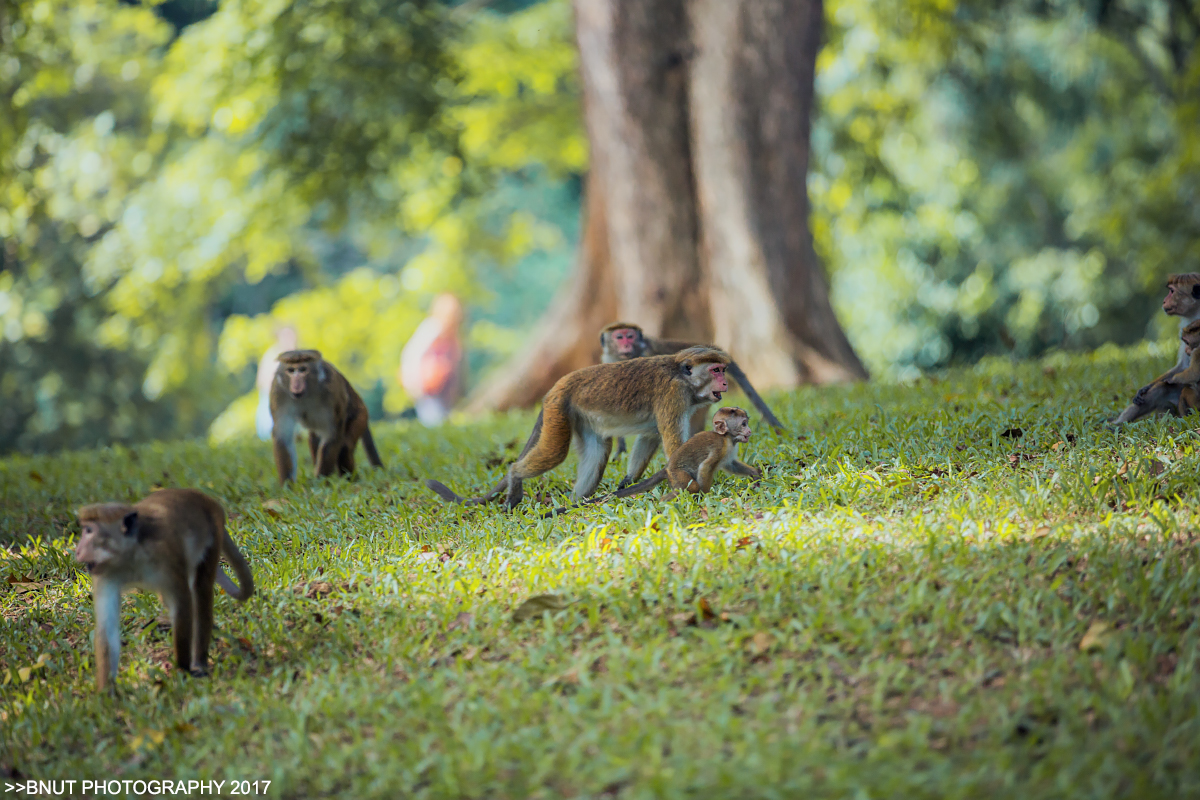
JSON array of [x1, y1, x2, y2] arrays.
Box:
[[2, 342, 1199, 799]]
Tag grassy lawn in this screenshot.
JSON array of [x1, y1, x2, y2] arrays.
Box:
[[2, 342, 1199, 799]]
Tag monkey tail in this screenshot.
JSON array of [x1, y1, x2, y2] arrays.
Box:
[[424, 478, 509, 506], [424, 478, 469, 504], [540, 470, 669, 520], [515, 409, 544, 460], [425, 409, 546, 507], [216, 522, 255, 602], [726, 362, 786, 432], [361, 426, 384, 467]]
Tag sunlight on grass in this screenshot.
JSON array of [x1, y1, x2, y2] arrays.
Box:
[[2, 345, 1198, 797]]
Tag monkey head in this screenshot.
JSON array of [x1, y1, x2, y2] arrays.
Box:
[[276, 350, 325, 398], [600, 322, 647, 360], [675, 346, 731, 402], [712, 407, 752, 444], [75, 503, 141, 574], [1163, 274, 1200, 317], [1182, 320, 1200, 354]]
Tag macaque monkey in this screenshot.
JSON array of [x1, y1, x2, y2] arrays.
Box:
[[599, 322, 786, 435], [270, 350, 383, 483], [1166, 319, 1200, 416], [74, 489, 254, 691], [1112, 273, 1200, 424], [425, 346, 732, 510], [541, 407, 762, 517]]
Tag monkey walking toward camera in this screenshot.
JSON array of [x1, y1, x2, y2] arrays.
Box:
[[74, 489, 254, 691], [599, 322, 785, 461], [541, 407, 762, 518], [270, 349, 383, 484], [1112, 274, 1200, 424], [425, 346, 733, 510]]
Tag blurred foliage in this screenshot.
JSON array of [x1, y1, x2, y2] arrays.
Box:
[[815, 0, 1200, 378], [2, 0, 1199, 452]]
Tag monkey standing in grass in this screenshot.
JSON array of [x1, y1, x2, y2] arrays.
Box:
[[1112, 273, 1200, 424], [74, 489, 254, 691], [599, 323, 785, 456], [425, 346, 733, 510], [270, 350, 383, 484], [541, 407, 762, 517]]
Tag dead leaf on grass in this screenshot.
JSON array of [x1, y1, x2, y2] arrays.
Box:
[[1079, 620, 1111, 652], [512, 593, 570, 622], [28, 471, 44, 484], [735, 536, 756, 550], [747, 631, 772, 656], [262, 499, 287, 518], [449, 612, 474, 631]]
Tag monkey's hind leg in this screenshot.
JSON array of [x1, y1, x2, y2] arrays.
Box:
[[620, 435, 661, 488], [314, 437, 341, 478], [505, 404, 572, 510], [191, 555, 219, 677], [571, 431, 613, 500], [1180, 387, 1200, 416], [338, 443, 356, 477], [1110, 382, 1181, 425], [167, 584, 196, 678]]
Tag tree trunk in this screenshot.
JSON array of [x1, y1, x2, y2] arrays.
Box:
[[468, 0, 865, 412]]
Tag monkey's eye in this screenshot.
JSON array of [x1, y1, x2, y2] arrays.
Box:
[[682, 364, 692, 375]]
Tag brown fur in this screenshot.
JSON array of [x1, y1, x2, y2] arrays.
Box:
[[599, 322, 785, 432], [426, 346, 732, 510], [1165, 319, 1200, 416], [541, 407, 762, 518], [74, 489, 254, 691], [269, 350, 383, 483], [1113, 274, 1200, 424]]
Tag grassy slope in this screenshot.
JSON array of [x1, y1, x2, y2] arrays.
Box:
[[2, 343, 1198, 799]]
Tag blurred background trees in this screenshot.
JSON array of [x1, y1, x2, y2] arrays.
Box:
[[1, 0, 1198, 453]]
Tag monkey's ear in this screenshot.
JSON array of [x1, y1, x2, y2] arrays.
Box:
[[121, 511, 139, 538], [713, 418, 728, 435], [599, 333, 606, 346], [317, 363, 328, 382]]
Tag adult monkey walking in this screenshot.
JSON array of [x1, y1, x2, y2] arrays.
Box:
[[426, 346, 732, 510], [599, 322, 786, 432], [1111, 273, 1200, 425]]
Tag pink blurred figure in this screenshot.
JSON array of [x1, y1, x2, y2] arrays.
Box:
[[400, 294, 464, 426]]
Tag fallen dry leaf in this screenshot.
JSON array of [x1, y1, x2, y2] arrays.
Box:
[[512, 593, 570, 622], [449, 611, 474, 630], [262, 499, 287, 518], [748, 631, 772, 656], [1079, 620, 1111, 652], [28, 471, 44, 483]]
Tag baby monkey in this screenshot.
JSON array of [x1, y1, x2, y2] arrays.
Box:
[[74, 489, 254, 691], [542, 407, 762, 517], [1166, 318, 1200, 416]]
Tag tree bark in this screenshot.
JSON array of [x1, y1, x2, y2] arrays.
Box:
[[469, 0, 865, 412]]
